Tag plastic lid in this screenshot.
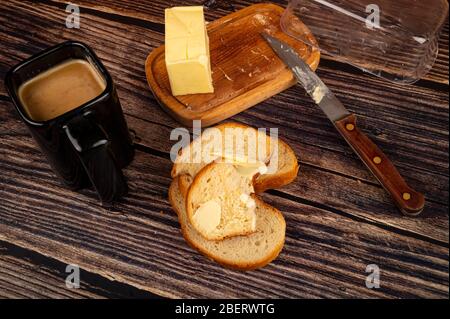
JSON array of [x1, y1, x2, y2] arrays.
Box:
[[281, 0, 449, 84]]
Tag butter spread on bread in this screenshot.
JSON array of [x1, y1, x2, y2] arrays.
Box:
[[169, 177, 286, 270], [188, 163, 258, 240], [172, 123, 274, 181], [192, 199, 222, 234], [169, 122, 299, 269], [172, 123, 299, 198]]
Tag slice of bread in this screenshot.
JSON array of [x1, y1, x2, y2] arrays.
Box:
[[186, 162, 259, 240], [172, 122, 274, 178], [254, 138, 299, 193], [169, 176, 286, 270], [172, 122, 299, 198]]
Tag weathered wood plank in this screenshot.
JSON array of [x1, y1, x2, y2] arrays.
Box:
[[48, 0, 449, 85], [0, 240, 157, 299], [0, 0, 447, 243], [0, 243, 100, 299], [0, 129, 448, 298]]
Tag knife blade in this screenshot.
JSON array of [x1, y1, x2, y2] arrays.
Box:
[[262, 33, 350, 123], [262, 32, 425, 216]]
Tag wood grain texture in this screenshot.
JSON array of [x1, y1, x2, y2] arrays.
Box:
[[0, 115, 448, 298], [145, 3, 321, 126], [0, 0, 448, 298], [0, 0, 447, 243], [50, 0, 449, 85], [0, 248, 103, 299], [0, 240, 155, 299]]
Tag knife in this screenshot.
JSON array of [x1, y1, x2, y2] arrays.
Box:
[[262, 33, 425, 216]]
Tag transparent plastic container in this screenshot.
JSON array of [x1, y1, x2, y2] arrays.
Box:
[[281, 0, 449, 84]]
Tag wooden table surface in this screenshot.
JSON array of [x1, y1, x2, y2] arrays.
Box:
[[0, 0, 448, 299]]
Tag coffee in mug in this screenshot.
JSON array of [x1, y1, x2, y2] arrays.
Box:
[[18, 59, 106, 122], [5, 41, 135, 203]]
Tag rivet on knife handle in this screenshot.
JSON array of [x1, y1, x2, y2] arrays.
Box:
[[335, 114, 425, 216]]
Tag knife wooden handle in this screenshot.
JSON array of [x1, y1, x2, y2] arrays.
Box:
[[335, 114, 425, 216]]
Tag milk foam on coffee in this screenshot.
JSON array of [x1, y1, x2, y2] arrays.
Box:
[[18, 59, 106, 121]]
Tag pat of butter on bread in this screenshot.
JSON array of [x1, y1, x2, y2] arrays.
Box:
[[172, 122, 299, 198], [213, 152, 268, 177], [193, 199, 222, 234], [169, 122, 300, 269], [187, 163, 258, 240], [165, 6, 214, 96], [169, 176, 286, 270], [172, 123, 275, 186], [233, 162, 267, 177]]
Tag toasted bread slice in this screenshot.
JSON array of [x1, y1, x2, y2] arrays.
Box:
[[172, 122, 299, 198], [186, 162, 259, 240], [172, 122, 274, 178], [254, 139, 299, 193], [169, 177, 286, 270]]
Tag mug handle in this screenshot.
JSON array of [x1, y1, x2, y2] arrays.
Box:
[[63, 111, 128, 202]]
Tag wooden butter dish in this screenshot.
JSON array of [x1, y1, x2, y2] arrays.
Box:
[[145, 3, 320, 127]]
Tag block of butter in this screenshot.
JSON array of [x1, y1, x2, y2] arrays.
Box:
[[165, 6, 214, 96]]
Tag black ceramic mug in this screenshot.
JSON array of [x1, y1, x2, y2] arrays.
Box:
[[5, 41, 134, 202]]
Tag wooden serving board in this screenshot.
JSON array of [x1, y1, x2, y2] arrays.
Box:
[[145, 3, 320, 127]]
